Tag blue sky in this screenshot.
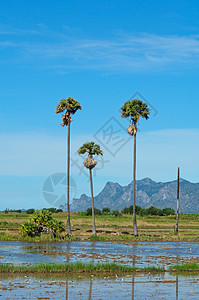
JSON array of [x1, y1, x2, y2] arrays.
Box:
[[0, 0, 199, 210]]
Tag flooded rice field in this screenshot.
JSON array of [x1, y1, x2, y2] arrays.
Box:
[[0, 241, 199, 268], [0, 273, 199, 299], [0, 241, 199, 299]]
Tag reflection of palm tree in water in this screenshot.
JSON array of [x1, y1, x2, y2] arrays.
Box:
[[88, 278, 93, 300], [65, 279, 68, 300], [65, 241, 70, 299], [132, 242, 137, 300], [176, 275, 178, 300], [91, 241, 96, 263]]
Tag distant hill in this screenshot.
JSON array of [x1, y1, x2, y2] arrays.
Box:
[[59, 178, 199, 213]]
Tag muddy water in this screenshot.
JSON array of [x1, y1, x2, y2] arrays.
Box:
[[0, 241, 199, 268], [1, 241, 199, 298], [0, 273, 199, 299]]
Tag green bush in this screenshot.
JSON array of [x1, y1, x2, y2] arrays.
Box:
[[20, 209, 65, 237], [122, 205, 176, 216], [78, 211, 87, 216], [112, 210, 122, 217], [162, 207, 175, 216], [20, 222, 40, 237], [26, 209, 35, 214], [86, 207, 102, 216], [102, 207, 111, 214]]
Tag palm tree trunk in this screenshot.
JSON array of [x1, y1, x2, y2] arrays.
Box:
[[66, 120, 71, 235], [89, 168, 96, 235], [133, 133, 138, 236], [174, 167, 180, 234]]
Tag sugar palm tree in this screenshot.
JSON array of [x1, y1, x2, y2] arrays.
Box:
[[78, 142, 103, 235], [121, 99, 150, 236], [56, 97, 81, 235]]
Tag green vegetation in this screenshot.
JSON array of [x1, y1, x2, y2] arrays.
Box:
[[78, 207, 122, 217], [4, 209, 22, 214], [0, 262, 164, 273], [20, 209, 65, 237], [26, 208, 35, 214], [122, 205, 176, 216], [0, 210, 199, 242], [169, 263, 199, 271]]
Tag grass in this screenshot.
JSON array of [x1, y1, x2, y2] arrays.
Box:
[[0, 262, 164, 273], [0, 212, 199, 241], [169, 263, 199, 272], [2, 261, 199, 273]]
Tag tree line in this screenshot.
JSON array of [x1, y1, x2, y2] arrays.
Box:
[[79, 206, 175, 217]]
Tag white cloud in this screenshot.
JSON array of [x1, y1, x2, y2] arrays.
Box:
[[1, 27, 199, 71]]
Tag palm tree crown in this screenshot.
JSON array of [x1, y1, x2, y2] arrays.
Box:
[[78, 142, 103, 170], [78, 142, 103, 156], [121, 99, 149, 124], [55, 97, 82, 126]]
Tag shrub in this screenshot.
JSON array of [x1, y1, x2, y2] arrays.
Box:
[[162, 207, 175, 216], [102, 207, 111, 214], [26, 209, 35, 214], [20, 222, 40, 237], [121, 205, 175, 216], [78, 211, 87, 216], [20, 209, 65, 237], [112, 210, 122, 217], [86, 207, 102, 216]]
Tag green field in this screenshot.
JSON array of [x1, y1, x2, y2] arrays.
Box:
[[0, 212, 199, 242]]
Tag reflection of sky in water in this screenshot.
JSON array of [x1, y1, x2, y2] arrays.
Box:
[[0, 241, 199, 269], [0, 273, 199, 299]]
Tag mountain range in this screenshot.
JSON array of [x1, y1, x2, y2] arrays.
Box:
[[60, 178, 199, 213]]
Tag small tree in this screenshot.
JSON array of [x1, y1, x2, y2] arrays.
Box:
[[121, 99, 150, 236], [78, 142, 103, 235], [56, 97, 81, 235]]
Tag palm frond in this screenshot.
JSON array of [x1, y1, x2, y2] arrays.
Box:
[[55, 97, 81, 127], [78, 142, 103, 156], [120, 99, 150, 124]]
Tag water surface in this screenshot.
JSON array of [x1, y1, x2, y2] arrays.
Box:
[[0, 273, 198, 299], [0, 241, 198, 268]]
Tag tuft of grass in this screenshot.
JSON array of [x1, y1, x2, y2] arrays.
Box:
[[0, 262, 164, 274], [169, 263, 199, 272]]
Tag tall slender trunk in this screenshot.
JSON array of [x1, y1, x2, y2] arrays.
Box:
[[65, 279, 68, 300], [133, 133, 138, 236], [132, 275, 135, 300], [66, 120, 71, 235], [174, 167, 180, 234], [176, 275, 178, 300], [88, 278, 93, 300], [89, 168, 96, 235], [132, 243, 136, 300]]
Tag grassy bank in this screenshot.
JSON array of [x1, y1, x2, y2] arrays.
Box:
[[0, 262, 199, 273], [0, 212, 199, 241], [169, 263, 199, 272], [0, 262, 164, 273]]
